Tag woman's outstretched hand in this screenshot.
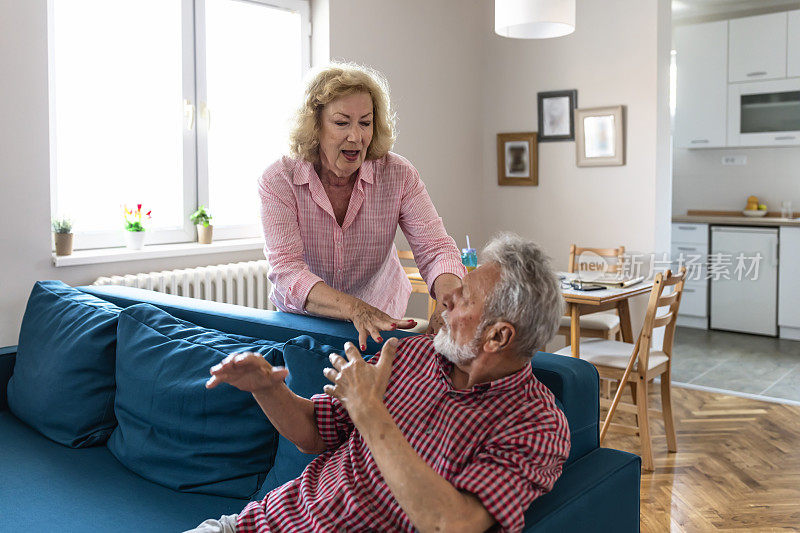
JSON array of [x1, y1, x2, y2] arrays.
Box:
[[350, 299, 415, 351]]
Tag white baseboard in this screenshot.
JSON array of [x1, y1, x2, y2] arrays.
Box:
[[676, 315, 707, 329], [779, 326, 800, 341], [668, 380, 800, 407]]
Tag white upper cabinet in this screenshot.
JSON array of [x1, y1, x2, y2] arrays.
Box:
[[788, 10, 800, 78], [674, 21, 729, 149], [729, 12, 787, 82]]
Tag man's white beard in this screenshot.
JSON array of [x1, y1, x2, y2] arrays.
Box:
[[433, 315, 478, 365]]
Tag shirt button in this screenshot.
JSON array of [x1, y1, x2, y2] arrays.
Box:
[[425, 427, 433, 435]]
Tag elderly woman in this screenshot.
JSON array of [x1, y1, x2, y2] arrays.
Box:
[[260, 63, 465, 350]]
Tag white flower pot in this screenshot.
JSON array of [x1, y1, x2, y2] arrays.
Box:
[[125, 231, 146, 250]]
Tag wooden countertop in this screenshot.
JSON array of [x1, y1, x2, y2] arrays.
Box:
[[673, 210, 800, 227]]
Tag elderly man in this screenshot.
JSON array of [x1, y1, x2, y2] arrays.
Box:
[[193, 234, 570, 533]]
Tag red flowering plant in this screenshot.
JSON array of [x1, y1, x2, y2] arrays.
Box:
[[123, 204, 152, 232]]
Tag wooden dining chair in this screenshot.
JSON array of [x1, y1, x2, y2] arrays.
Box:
[[558, 244, 626, 344], [555, 267, 687, 472], [397, 250, 437, 323]]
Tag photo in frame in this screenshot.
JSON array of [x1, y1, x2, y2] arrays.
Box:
[[537, 90, 577, 142], [496, 132, 538, 186], [575, 105, 625, 167]]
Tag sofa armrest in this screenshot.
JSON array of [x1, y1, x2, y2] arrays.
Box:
[[531, 353, 599, 465], [0, 346, 17, 412]]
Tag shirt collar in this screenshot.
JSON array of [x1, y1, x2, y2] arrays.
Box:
[[291, 157, 375, 185], [435, 353, 533, 396], [291, 159, 314, 185]]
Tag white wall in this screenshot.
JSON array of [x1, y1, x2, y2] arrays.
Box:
[[479, 0, 672, 340], [327, 0, 487, 318], [0, 1, 264, 347], [673, 146, 800, 215], [327, 0, 486, 248]]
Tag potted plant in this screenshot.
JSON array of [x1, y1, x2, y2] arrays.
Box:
[[190, 205, 213, 244], [52, 216, 74, 256], [123, 204, 151, 250]]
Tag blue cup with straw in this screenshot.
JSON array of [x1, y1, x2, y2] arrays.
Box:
[[461, 235, 477, 271]]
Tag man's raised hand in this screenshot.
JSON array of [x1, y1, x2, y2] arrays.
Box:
[[323, 338, 398, 425], [206, 352, 289, 394]]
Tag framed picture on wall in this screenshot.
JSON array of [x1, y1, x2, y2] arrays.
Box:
[[575, 105, 626, 167], [496, 132, 538, 186], [537, 89, 577, 142]]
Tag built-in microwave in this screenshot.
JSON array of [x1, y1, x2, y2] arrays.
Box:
[[728, 78, 800, 146]]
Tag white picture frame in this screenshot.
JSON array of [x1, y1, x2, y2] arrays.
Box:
[[575, 105, 626, 167]]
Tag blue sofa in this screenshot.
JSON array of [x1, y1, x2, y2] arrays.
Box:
[[0, 284, 640, 532]]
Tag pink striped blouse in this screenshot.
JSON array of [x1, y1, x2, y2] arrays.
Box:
[[259, 152, 466, 318]]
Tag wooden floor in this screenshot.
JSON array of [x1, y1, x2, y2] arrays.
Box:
[[602, 384, 800, 532]]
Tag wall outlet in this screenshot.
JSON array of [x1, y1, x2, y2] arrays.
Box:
[[721, 155, 747, 165]]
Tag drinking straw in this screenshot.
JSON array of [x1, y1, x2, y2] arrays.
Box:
[[466, 235, 471, 250]]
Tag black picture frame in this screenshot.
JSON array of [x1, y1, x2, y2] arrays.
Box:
[[537, 89, 578, 142]]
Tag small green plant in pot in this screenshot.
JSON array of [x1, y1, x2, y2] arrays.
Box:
[[52, 216, 74, 256], [190, 205, 213, 244], [123, 204, 151, 250]]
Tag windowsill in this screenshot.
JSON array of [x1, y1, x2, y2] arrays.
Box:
[[52, 238, 264, 267]]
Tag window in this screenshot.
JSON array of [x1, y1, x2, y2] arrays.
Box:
[[48, 0, 310, 249]]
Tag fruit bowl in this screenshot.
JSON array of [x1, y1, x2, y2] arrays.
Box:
[[742, 210, 767, 217]]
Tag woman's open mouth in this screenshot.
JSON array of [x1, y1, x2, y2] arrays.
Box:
[[341, 150, 360, 162]]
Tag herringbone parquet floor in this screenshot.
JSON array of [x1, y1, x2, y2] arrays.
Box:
[[602, 384, 800, 532]]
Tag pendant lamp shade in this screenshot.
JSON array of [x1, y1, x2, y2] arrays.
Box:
[[495, 0, 576, 39]]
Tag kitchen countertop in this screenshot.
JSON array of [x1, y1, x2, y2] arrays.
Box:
[[673, 211, 800, 227]]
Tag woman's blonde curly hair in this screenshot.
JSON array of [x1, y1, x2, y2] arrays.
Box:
[[289, 63, 397, 164]]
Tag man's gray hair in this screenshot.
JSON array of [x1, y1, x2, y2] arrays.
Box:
[[479, 233, 564, 359]]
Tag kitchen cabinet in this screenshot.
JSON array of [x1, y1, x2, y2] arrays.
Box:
[[674, 21, 728, 149], [677, 11, 800, 149], [672, 223, 709, 329], [729, 12, 787, 82], [727, 78, 800, 147], [788, 10, 800, 78], [779, 227, 800, 339], [710, 226, 778, 336]]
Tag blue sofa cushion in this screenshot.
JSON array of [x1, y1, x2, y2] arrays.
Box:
[[7, 280, 121, 447], [259, 335, 365, 496], [109, 304, 283, 498], [0, 411, 245, 533]]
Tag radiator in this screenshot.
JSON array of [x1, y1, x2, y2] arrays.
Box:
[[93, 260, 275, 311]]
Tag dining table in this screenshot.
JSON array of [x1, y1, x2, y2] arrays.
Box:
[[559, 273, 654, 357]]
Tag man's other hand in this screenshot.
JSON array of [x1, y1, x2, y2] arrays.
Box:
[[206, 352, 289, 394], [323, 338, 398, 424]]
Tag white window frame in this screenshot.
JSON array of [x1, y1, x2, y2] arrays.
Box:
[[48, 0, 310, 250], [195, 0, 311, 241]]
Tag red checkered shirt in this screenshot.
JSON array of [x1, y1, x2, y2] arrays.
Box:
[[259, 152, 466, 318], [236, 335, 571, 532]]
